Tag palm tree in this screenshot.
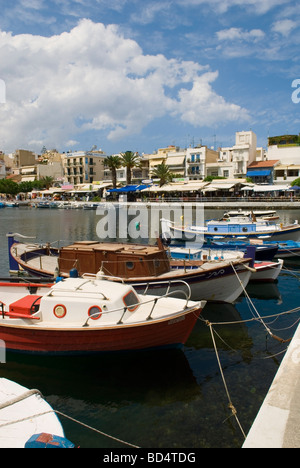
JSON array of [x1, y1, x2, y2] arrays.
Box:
[[41, 176, 54, 190], [104, 155, 122, 188], [120, 151, 141, 185], [151, 161, 173, 187]]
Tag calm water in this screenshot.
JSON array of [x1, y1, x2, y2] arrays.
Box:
[[1, 205, 300, 448]]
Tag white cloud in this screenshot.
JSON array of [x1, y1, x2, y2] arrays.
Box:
[[217, 27, 265, 42], [0, 19, 249, 152], [176, 72, 250, 126], [178, 0, 289, 14], [271, 19, 297, 36]]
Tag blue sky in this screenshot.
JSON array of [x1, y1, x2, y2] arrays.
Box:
[[0, 0, 299, 155]]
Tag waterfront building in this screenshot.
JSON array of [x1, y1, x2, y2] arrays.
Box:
[[62, 149, 107, 186], [143, 145, 186, 178], [246, 160, 280, 184], [186, 145, 218, 179], [267, 135, 300, 184]]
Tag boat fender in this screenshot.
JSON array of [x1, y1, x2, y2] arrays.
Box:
[[70, 268, 79, 278], [25, 433, 75, 448], [55, 276, 64, 283]]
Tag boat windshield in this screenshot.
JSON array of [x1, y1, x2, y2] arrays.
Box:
[[123, 290, 140, 312]]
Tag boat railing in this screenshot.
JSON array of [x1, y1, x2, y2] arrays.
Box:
[[81, 272, 192, 303]]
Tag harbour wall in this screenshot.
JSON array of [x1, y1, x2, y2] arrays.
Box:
[[243, 321, 300, 448]]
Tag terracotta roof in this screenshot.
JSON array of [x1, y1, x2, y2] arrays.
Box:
[[248, 160, 279, 168]]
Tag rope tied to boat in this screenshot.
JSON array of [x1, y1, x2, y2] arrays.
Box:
[[230, 261, 292, 344], [207, 320, 246, 439], [0, 389, 140, 448], [0, 389, 42, 410]]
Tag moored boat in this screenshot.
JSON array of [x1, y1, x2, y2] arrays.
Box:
[[7, 234, 254, 303], [0, 276, 205, 354], [222, 209, 279, 221], [161, 216, 300, 243], [0, 378, 73, 448]]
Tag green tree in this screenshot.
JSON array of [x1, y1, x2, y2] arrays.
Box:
[[104, 155, 122, 188], [151, 161, 173, 187], [291, 177, 300, 186], [120, 151, 141, 185], [0, 179, 19, 195]]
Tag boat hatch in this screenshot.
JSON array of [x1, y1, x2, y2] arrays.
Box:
[[123, 290, 140, 312], [8, 295, 41, 319]]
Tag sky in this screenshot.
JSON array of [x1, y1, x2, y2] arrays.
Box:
[[0, 0, 300, 156]]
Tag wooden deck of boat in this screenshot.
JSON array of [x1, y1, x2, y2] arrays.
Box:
[[25, 255, 58, 272]]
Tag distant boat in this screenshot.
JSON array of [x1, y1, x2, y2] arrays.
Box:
[[161, 216, 300, 242], [222, 210, 279, 221], [36, 201, 58, 209], [0, 378, 74, 448], [5, 201, 19, 207]]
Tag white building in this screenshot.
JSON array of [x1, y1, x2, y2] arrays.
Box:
[[267, 135, 300, 184]]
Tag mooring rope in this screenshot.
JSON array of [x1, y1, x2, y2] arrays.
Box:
[[0, 390, 139, 448], [206, 319, 246, 439], [230, 261, 292, 343]]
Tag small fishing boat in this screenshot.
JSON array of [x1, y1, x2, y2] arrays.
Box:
[[7, 234, 254, 303], [5, 201, 19, 208], [0, 275, 206, 354], [203, 239, 279, 261], [161, 216, 300, 243], [222, 209, 279, 221], [270, 240, 300, 259], [250, 259, 283, 282], [169, 251, 283, 283], [0, 378, 73, 448]]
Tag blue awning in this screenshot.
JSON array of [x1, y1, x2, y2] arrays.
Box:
[[246, 170, 271, 177], [107, 184, 150, 193]]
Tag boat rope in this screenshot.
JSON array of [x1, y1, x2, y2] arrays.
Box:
[[230, 261, 292, 343], [0, 389, 42, 410], [0, 393, 140, 448], [206, 319, 246, 439]]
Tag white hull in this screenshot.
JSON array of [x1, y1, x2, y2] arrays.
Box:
[[251, 259, 283, 282], [0, 379, 65, 448]]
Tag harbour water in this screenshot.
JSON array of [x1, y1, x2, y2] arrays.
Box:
[[1, 205, 300, 448]]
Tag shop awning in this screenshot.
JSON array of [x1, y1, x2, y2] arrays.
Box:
[[252, 185, 288, 192], [107, 185, 150, 193], [246, 170, 271, 177]]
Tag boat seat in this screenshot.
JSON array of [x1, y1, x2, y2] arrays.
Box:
[[8, 295, 41, 319]]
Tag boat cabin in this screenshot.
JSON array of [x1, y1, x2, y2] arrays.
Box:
[[58, 240, 170, 278], [206, 221, 259, 234]]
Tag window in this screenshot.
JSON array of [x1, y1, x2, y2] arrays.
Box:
[[123, 290, 140, 312]]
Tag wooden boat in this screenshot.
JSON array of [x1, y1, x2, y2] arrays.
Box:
[[161, 216, 300, 243], [7, 234, 254, 303], [0, 276, 205, 354], [0, 378, 73, 448]]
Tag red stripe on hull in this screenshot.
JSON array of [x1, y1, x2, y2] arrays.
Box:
[[0, 307, 202, 355]]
